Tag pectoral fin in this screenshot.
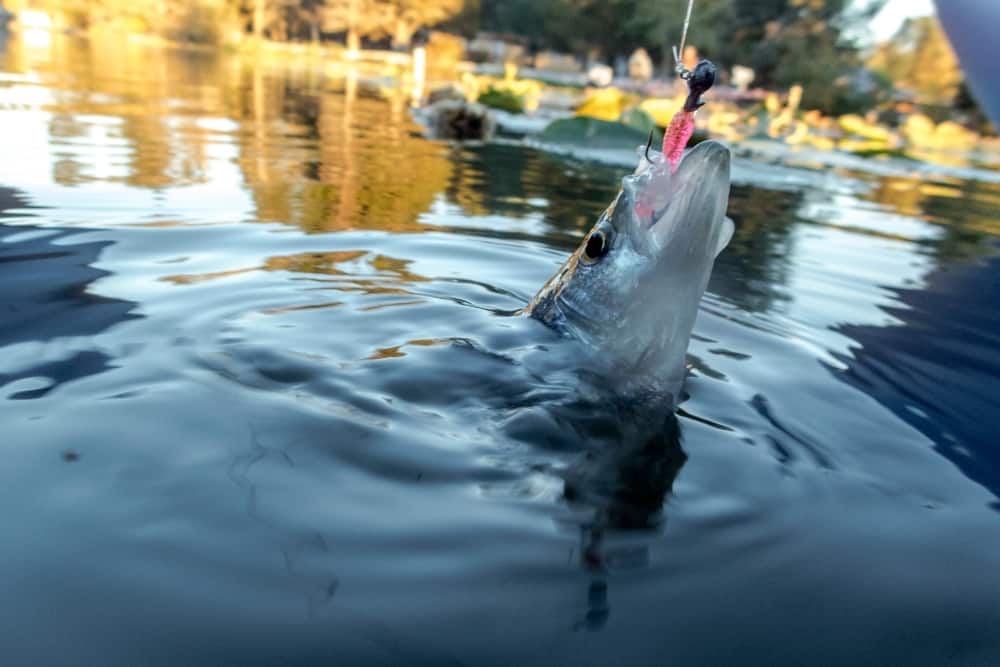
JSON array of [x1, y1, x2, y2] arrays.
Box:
[[715, 217, 734, 257]]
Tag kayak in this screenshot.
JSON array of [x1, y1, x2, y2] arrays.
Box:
[[934, 0, 1000, 126]]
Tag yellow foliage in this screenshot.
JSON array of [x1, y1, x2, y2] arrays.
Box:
[[838, 114, 892, 141], [459, 72, 541, 111], [706, 110, 744, 142], [934, 121, 978, 148], [902, 114, 935, 143], [804, 134, 837, 151], [902, 114, 978, 150], [784, 121, 811, 146], [838, 138, 893, 153], [638, 97, 683, 127], [575, 87, 635, 122], [768, 113, 792, 139]]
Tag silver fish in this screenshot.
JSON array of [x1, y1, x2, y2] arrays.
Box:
[[527, 140, 734, 400]]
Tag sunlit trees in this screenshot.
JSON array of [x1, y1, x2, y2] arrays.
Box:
[[319, 0, 461, 50], [321, 0, 392, 51], [28, 0, 464, 47], [869, 16, 962, 106], [473, 0, 884, 113]]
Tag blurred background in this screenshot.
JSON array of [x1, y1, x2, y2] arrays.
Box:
[[0, 0, 995, 162]]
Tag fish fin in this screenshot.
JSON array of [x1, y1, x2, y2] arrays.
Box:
[[715, 217, 734, 256]]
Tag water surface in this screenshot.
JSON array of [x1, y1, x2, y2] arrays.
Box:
[[2, 34, 1000, 666]]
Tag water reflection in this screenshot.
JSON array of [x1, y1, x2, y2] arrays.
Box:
[[0, 32, 630, 241], [563, 413, 685, 535], [0, 188, 138, 384], [834, 251, 1000, 507], [0, 187, 138, 346], [710, 185, 802, 313], [560, 409, 686, 631]]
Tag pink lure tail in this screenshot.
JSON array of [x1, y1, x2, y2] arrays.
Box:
[[662, 111, 695, 171], [660, 60, 717, 172]]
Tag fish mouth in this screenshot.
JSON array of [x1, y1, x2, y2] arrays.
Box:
[[673, 140, 731, 191], [640, 140, 731, 252]]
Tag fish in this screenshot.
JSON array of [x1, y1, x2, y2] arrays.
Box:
[[526, 139, 734, 401]]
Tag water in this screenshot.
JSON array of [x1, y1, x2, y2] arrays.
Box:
[[2, 34, 1000, 666]]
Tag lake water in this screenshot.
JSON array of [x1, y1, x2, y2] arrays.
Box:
[[2, 34, 1000, 666]]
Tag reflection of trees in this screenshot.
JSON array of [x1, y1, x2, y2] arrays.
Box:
[[867, 174, 1000, 265], [234, 59, 454, 232], [917, 180, 1000, 264], [869, 16, 962, 106], [29, 36, 228, 189], [18, 33, 997, 301], [713, 173, 998, 315], [21, 34, 458, 231], [442, 143, 623, 243], [709, 185, 801, 313], [162, 249, 428, 294], [867, 175, 924, 218]]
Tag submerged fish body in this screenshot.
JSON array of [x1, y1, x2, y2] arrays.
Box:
[[527, 140, 733, 400]]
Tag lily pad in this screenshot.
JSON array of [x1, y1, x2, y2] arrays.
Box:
[[539, 117, 651, 150], [619, 108, 657, 135]]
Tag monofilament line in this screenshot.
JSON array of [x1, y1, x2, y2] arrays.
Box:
[[672, 0, 695, 79]]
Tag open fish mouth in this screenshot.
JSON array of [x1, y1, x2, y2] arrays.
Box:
[[624, 140, 732, 256]]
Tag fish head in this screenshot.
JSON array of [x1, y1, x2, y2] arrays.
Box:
[[530, 140, 733, 397]]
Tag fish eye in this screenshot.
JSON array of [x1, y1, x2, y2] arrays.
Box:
[[582, 228, 612, 263]]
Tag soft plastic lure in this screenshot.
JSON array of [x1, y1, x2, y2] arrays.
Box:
[[661, 60, 717, 171], [633, 59, 718, 222]]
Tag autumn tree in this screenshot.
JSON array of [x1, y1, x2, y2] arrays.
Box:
[[321, 0, 460, 50], [869, 16, 962, 106], [387, 0, 462, 48]]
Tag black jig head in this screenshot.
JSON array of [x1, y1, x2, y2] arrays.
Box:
[[683, 60, 717, 112]]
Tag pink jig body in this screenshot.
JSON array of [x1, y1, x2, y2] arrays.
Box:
[[662, 110, 696, 172]]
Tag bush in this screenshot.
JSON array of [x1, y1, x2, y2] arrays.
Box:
[[165, 0, 236, 44], [477, 87, 525, 114]]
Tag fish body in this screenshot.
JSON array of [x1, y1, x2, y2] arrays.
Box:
[[527, 140, 733, 400]]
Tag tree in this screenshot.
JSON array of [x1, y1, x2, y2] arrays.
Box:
[[388, 0, 462, 48], [869, 16, 963, 106], [321, 0, 461, 50]]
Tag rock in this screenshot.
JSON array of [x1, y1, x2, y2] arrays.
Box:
[[731, 65, 755, 92], [427, 85, 466, 105], [423, 100, 496, 141], [628, 48, 653, 81], [587, 64, 614, 88]]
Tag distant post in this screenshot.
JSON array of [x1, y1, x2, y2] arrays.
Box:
[[254, 0, 265, 40], [411, 45, 426, 108]]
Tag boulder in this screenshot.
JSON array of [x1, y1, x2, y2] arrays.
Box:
[[423, 100, 496, 141]]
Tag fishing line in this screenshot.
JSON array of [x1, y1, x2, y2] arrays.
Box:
[[672, 0, 696, 80], [660, 0, 716, 171]]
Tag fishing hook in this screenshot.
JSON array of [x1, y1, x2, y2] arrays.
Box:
[[644, 129, 655, 162]]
